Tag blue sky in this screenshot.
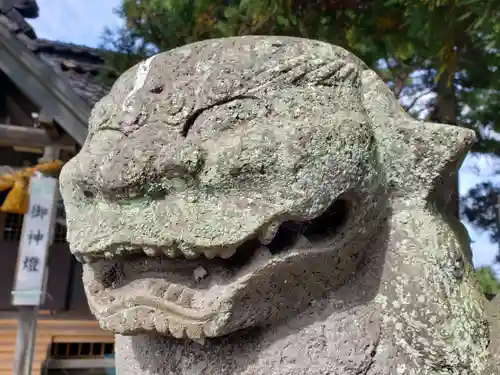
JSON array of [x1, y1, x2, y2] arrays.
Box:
[[27, 0, 500, 273], [29, 0, 123, 47]]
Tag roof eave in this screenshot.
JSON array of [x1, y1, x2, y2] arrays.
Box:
[[0, 22, 91, 146]]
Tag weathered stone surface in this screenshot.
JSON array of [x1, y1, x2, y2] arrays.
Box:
[[485, 295, 500, 372], [59, 36, 498, 374]]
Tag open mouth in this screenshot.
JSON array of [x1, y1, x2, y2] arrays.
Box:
[[83, 197, 352, 338]]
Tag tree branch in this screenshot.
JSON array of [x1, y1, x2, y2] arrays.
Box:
[[403, 88, 433, 113]]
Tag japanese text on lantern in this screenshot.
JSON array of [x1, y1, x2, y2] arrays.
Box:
[[11, 176, 58, 306]]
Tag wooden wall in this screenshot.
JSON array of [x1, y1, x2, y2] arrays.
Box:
[[0, 318, 114, 375]]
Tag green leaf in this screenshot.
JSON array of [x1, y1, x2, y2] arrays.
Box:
[[276, 15, 290, 27]]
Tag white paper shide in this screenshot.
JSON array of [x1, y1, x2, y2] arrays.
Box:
[[11, 175, 58, 306]]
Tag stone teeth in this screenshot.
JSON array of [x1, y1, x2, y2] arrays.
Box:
[[181, 248, 200, 259], [193, 266, 208, 282], [177, 289, 193, 307], [179, 243, 200, 259], [114, 246, 128, 256], [141, 315, 155, 331], [219, 247, 236, 259], [162, 248, 178, 258], [203, 324, 216, 337], [164, 285, 183, 301], [143, 246, 160, 256], [168, 321, 185, 339], [186, 325, 205, 341], [259, 221, 281, 245], [153, 316, 168, 333], [202, 250, 217, 259]]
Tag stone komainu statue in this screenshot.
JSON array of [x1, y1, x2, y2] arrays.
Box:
[[59, 36, 499, 375]]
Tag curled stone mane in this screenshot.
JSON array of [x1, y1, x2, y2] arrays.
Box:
[[60, 36, 499, 375]]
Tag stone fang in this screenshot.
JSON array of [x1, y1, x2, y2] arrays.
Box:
[[193, 267, 208, 282]]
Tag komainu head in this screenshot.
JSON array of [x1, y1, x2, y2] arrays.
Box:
[[59, 36, 472, 342]]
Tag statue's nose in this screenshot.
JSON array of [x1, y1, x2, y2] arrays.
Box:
[[96, 140, 160, 196], [88, 135, 202, 199], [61, 125, 204, 202]]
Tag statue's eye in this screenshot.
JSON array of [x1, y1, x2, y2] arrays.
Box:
[[149, 84, 164, 94], [181, 95, 262, 137]]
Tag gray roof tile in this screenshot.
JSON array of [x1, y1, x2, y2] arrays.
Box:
[[0, 12, 111, 107]]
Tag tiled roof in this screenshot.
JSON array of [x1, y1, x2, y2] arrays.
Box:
[[0, 12, 111, 107], [32, 39, 111, 106]]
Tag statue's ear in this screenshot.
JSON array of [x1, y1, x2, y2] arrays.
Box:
[[360, 70, 412, 126], [360, 69, 475, 198]]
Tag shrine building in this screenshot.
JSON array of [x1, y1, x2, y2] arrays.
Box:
[[0, 1, 116, 373]]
